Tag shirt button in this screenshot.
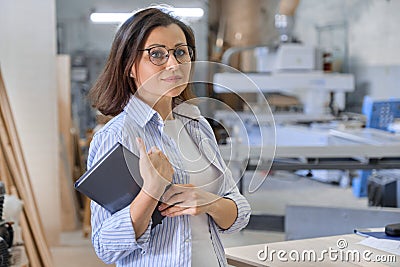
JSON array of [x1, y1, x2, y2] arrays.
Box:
[[185, 239, 190, 243]]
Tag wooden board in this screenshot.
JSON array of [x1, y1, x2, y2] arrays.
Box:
[[0, 66, 53, 266], [0, 141, 11, 192], [57, 55, 80, 231]]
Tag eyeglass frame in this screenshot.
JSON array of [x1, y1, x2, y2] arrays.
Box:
[[138, 44, 195, 66]]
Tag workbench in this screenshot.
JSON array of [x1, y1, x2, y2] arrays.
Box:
[[219, 126, 400, 193]]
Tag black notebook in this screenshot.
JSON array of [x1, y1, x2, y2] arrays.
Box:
[[74, 142, 165, 229]]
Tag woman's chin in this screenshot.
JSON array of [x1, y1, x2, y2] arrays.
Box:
[[164, 86, 186, 97]]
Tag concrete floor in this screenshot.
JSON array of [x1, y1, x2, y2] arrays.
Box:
[[51, 229, 285, 267], [51, 231, 109, 267], [51, 171, 369, 266]]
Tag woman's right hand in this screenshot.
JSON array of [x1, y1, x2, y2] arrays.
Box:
[[136, 137, 173, 200]]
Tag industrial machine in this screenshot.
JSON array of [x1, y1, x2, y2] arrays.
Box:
[[215, 0, 353, 117], [211, 0, 400, 194]]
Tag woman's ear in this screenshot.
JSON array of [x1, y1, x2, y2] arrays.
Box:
[[130, 64, 136, 79]]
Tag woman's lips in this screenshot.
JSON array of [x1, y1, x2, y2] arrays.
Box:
[[161, 76, 182, 82]]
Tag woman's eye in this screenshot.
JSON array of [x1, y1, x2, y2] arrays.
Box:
[[175, 48, 187, 57], [150, 49, 165, 58]]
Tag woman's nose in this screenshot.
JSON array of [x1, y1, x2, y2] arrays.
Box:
[[165, 53, 180, 70]]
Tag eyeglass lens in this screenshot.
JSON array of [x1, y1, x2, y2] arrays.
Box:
[[147, 45, 193, 65]]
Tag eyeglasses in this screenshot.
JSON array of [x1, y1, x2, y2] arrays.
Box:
[[139, 44, 194, 66]]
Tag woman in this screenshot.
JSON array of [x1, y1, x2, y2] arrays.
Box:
[[87, 6, 251, 267]]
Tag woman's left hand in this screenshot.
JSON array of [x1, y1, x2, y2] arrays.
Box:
[[158, 184, 220, 217]]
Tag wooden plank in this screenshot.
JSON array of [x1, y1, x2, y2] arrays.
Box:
[[57, 55, 74, 183], [2, 150, 42, 267], [20, 211, 42, 267], [72, 128, 85, 182], [0, 143, 11, 192], [57, 55, 80, 231], [0, 67, 53, 266], [12, 180, 42, 267], [0, 113, 49, 266], [83, 197, 91, 238]]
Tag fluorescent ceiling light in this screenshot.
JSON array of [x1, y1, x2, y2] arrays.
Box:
[[171, 8, 204, 18], [90, 13, 131, 23], [90, 8, 204, 24]]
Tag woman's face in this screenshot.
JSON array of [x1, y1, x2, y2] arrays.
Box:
[[132, 24, 191, 103]]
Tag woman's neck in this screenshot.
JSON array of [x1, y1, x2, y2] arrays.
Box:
[[136, 93, 173, 121], [153, 98, 174, 120]]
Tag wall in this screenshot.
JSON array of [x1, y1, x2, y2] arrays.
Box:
[[293, 0, 400, 108], [0, 0, 60, 245]]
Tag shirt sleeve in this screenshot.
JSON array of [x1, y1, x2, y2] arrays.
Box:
[[198, 117, 251, 234], [217, 168, 252, 234], [88, 130, 152, 264]]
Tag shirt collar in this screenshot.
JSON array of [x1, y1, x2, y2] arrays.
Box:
[[172, 102, 201, 120], [124, 95, 201, 127], [124, 95, 159, 127]]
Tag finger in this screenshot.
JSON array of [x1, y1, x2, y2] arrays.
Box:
[[161, 206, 188, 217], [158, 202, 178, 212], [136, 137, 147, 158], [165, 207, 198, 217], [163, 183, 196, 203], [158, 203, 168, 211], [162, 185, 182, 202], [147, 146, 162, 155], [163, 192, 185, 206], [158, 196, 182, 211]]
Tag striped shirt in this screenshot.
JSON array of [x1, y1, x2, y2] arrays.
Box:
[[88, 95, 251, 267]]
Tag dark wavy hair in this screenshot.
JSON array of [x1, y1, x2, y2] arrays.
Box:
[[89, 7, 196, 116]]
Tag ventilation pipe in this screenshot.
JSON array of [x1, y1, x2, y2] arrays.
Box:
[[275, 0, 300, 43]]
